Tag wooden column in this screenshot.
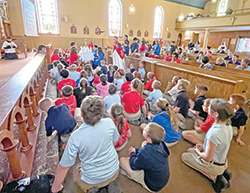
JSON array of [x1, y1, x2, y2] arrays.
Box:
[[203, 28, 210, 49], [24, 103, 37, 131], [0, 130, 26, 180], [29, 92, 40, 117], [15, 118, 32, 152]]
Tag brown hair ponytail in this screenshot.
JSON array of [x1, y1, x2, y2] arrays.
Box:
[[111, 103, 125, 134]]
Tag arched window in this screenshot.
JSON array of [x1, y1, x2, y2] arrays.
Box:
[[108, 0, 122, 37], [218, 0, 228, 16], [153, 6, 164, 38], [35, 0, 59, 34]]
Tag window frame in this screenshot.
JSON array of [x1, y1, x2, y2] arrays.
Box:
[[153, 5, 164, 39], [235, 36, 250, 52], [34, 0, 60, 35], [217, 0, 228, 16], [108, 0, 123, 38]]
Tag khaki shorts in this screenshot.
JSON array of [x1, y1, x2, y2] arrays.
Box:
[[130, 170, 151, 192], [164, 140, 179, 148], [73, 163, 119, 192], [194, 131, 206, 142], [123, 110, 141, 121]]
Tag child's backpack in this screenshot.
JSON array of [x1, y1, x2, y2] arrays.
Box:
[[1, 174, 54, 193]]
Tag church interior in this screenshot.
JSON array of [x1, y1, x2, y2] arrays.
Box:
[[0, 0, 250, 192]]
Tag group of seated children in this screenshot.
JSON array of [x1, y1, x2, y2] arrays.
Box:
[[42, 44, 249, 193]]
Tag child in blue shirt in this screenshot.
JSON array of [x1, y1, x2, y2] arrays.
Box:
[[100, 60, 108, 74], [114, 71, 125, 90], [146, 80, 163, 112], [123, 41, 130, 56], [153, 40, 161, 56], [142, 98, 181, 147], [138, 61, 146, 82], [107, 64, 115, 83], [119, 122, 170, 192], [104, 84, 121, 111]]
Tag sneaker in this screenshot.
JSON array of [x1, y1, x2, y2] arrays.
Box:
[[212, 175, 230, 193], [222, 170, 232, 182], [47, 130, 58, 142]]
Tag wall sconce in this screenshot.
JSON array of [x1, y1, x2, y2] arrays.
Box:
[[129, 4, 136, 15], [178, 13, 184, 21], [165, 27, 169, 32], [125, 23, 129, 29]]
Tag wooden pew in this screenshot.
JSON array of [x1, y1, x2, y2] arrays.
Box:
[[125, 56, 248, 100], [0, 46, 51, 184]]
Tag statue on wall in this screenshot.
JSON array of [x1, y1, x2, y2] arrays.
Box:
[[95, 27, 101, 35], [177, 33, 182, 46], [71, 24, 77, 34], [137, 30, 141, 37], [84, 26, 89, 35], [144, 30, 148, 37], [0, 1, 8, 20], [129, 29, 133, 37]]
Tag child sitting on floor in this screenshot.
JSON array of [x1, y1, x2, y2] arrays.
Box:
[[114, 70, 125, 90], [182, 99, 215, 145], [55, 85, 77, 116], [75, 70, 88, 87], [100, 60, 108, 74], [144, 72, 156, 95], [57, 69, 77, 92], [146, 80, 163, 112], [107, 64, 115, 83], [84, 64, 94, 86], [120, 72, 134, 95], [111, 103, 131, 151], [2, 36, 18, 60], [104, 84, 121, 111], [38, 97, 76, 142], [138, 61, 146, 82], [182, 99, 234, 193], [163, 76, 181, 105], [55, 63, 64, 83], [69, 64, 80, 82], [121, 78, 147, 125], [96, 74, 110, 99], [173, 79, 190, 130], [51, 48, 60, 63], [119, 122, 170, 192], [142, 98, 181, 147], [92, 70, 103, 87], [229, 94, 248, 146], [128, 63, 135, 74]]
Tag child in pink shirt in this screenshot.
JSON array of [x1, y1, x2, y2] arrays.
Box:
[[96, 74, 110, 99]]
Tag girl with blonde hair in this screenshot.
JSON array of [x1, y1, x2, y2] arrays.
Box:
[[141, 98, 181, 147]]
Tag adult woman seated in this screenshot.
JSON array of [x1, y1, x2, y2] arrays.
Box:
[[51, 95, 119, 193]]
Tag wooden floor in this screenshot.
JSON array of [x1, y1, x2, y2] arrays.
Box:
[[63, 119, 250, 193], [0, 52, 34, 88]]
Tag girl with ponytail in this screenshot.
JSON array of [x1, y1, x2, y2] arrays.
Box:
[[144, 72, 157, 96], [140, 98, 181, 147], [111, 103, 132, 151]]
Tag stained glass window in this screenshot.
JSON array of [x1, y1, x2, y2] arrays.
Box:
[[35, 0, 59, 34], [217, 0, 228, 16], [109, 0, 122, 37], [153, 6, 164, 38], [236, 38, 250, 52]]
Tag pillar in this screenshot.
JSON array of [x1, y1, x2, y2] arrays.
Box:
[[203, 28, 210, 49], [24, 103, 37, 131], [30, 92, 40, 117]]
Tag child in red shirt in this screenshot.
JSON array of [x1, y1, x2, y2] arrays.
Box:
[[111, 103, 132, 151], [51, 48, 60, 63], [139, 42, 146, 53], [69, 46, 79, 65], [120, 72, 134, 95], [55, 85, 77, 116], [92, 70, 103, 87], [171, 53, 181, 63], [144, 72, 156, 93], [182, 99, 215, 145], [148, 49, 156, 58], [121, 78, 147, 123], [88, 41, 94, 50], [57, 69, 77, 91], [163, 52, 171, 61]]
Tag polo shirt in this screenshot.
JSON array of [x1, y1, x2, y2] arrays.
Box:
[[73, 86, 94, 107], [69, 71, 80, 81], [114, 78, 125, 90], [236, 65, 250, 71], [148, 89, 163, 107], [228, 60, 240, 65], [51, 54, 60, 63], [153, 44, 161, 56], [144, 80, 154, 92], [200, 114, 215, 133], [138, 67, 146, 81], [101, 66, 108, 74], [69, 53, 78, 65], [168, 84, 180, 102], [139, 45, 146, 52], [107, 71, 114, 83], [104, 94, 121, 110], [60, 118, 119, 184], [148, 54, 156, 58], [224, 56, 232, 61], [55, 95, 77, 116], [130, 42, 139, 53], [96, 83, 110, 99], [57, 78, 77, 91], [231, 107, 248, 129], [121, 91, 144, 113], [120, 81, 132, 94], [93, 76, 101, 84], [193, 95, 207, 120], [174, 90, 189, 118], [123, 45, 129, 56]]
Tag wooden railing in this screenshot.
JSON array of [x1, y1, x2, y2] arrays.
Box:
[[0, 47, 51, 185]]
